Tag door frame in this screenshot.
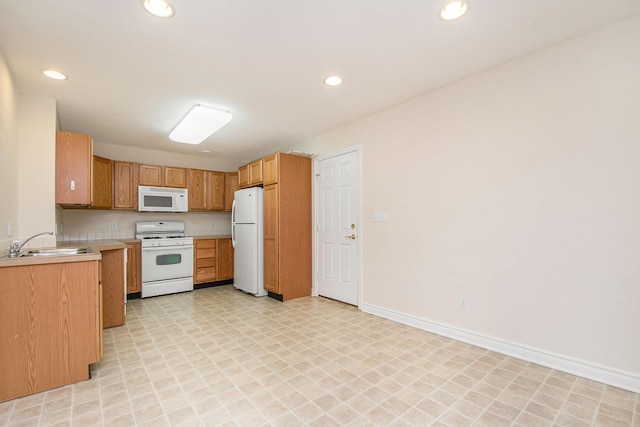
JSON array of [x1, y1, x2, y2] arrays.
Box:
[[312, 144, 363, 307]]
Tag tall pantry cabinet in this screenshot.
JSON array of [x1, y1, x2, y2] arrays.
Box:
[[263, 153, 312, 301]]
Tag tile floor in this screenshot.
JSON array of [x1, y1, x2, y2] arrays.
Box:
[[0, 285, 638, 426]]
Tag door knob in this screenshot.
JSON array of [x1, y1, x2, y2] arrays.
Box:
[[344, 234, 356, 240]]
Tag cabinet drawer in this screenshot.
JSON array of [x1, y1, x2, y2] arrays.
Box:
[[196, 258, 215, 268], [196, 239, 216, 249], [196, 248, 216, 259], [196, 267, 216, 281]]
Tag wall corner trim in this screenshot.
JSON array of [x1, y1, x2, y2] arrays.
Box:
[[360, 302, 640, 393]]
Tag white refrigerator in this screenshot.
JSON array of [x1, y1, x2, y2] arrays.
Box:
[[231, 187, 267, 296]]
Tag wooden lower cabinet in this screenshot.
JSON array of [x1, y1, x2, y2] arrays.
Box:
[[194, 237, 234, 284], [216, 238, 234, 280], [101, 249, 126, 328], [0, 260, 102, 402], [125, 240, 141, 294]]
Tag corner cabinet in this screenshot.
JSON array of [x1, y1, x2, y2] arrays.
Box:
[[263, 153, 312, 300], [56, 131, 92, 205]]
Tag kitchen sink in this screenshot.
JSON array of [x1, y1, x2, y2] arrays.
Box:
[[18, 247, 93, 257]]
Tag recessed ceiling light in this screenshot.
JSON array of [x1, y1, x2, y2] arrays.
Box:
[[324, 76, 343, 86], [141, 0, 175, 18], [169, 105, 232, 145], [201, 150, 212, 154], [42, 70, 67, 80], [440, 1, 469, 21]]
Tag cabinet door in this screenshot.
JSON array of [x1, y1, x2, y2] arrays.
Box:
[[249, 160, 263, 185], [216, 238, 234, 280], [188, 169, 207, 211], [263, 154, 278, 185], [263, 184, 279, 293], [100, 249, 125, 329], [113, 161, 137, 210], [238, 165, 249, 188], [55, 131, 92, 205], [164, 166, 187, 188], [224, 172, 239, 212], [92, 156, 112, 209], [138, 164, 163, 186], [207, 171, 225, 211], [126, 241, 141, 294]]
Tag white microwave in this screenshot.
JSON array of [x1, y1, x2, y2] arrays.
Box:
[[138, 186, 188, 212]]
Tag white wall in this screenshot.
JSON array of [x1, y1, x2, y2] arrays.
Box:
[[18, 96, 57, 247], [0, 51, 57, 251], [291, 16, 640, 389], [0, 51, 19, 252]]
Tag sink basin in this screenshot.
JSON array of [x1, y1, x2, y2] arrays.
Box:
[[18, 247, 93, 257]]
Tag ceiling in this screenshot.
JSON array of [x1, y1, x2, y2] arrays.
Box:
[[1, 1, 640, 163]]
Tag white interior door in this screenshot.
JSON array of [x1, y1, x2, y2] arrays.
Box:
[[315, 147, 360, 305]]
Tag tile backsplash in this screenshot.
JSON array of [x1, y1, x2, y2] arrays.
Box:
[[59, 209, 231, 241]]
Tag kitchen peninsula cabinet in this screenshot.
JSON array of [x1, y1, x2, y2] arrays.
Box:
[[56, 131, 92, 205], [112, 161, 138, 210], [0, 259, 102, 402], [224, 172, 238, 212], [263, 153, 312, 300], [188, 169, 225, 211], [92, 155, 112, 209]]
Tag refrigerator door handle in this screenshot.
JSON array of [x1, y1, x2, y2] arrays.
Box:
[[231, 199, 237, 248]]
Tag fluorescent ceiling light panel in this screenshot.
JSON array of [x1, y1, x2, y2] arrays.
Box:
[[169, 105, 232, 144]]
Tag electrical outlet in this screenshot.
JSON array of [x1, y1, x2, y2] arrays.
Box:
[[111, 223, 117, 231], [459, 297, 468, 310]]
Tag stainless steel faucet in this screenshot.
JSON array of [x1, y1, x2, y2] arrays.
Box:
[[8, 231, 54, 258]]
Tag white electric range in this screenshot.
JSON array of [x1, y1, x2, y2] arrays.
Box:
[[135, 221, 194, 298]]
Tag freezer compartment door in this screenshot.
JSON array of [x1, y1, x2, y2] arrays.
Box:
[[233, 187, 260, 224]]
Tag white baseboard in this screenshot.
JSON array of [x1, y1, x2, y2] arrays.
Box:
[[360, 302, 640, 393]]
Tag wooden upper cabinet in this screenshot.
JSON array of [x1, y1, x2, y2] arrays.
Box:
[[138, 164, 163, 186], [164, 166, 187, 188], [91, 156, 112, 209], [112, 161, 138, 210], [238, 164, 249, 188], [207, 171, 225, 210], [224, 172, 239, 212], [188, 169, 224, 211], [263, 154, 278, 185], [249, 160, 263, 186], [188, 169, 207, 211], [56, 131, 92, 205]]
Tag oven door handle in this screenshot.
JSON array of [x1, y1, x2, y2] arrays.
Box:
[[142, 246, 193, 251]]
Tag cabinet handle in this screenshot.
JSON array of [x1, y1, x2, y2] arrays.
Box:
[[344, 234, 356, 240]]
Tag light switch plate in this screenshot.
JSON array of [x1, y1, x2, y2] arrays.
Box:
[[372, 211, 388, 222]]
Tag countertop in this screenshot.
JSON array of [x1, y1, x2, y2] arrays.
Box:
[[0, 240, 127, 268]]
